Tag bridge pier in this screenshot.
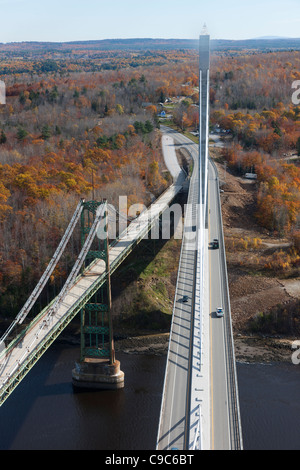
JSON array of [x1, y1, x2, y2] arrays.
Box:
[[72, 358, 124, 390], [72, 199, 124, 390]]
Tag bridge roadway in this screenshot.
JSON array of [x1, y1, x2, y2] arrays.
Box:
[[156, 126, 242, 450], [0, 164, 186, 406]]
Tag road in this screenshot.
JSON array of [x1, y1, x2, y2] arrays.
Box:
[[157, 126, 242, 450], [161, 133, 183, 180], [157, 126, 200, 450], [208, 160, 230, 449]]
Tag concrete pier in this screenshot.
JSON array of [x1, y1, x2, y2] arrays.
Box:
[[72, 358, 124, 390]]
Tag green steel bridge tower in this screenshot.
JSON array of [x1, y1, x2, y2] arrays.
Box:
[[72, 199, 123, 389]]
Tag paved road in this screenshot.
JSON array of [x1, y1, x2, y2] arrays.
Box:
[[208, 159, 243, 450], [208, 160, 231, 449], [161, 134, 183, 181], [157, 126, 200, 450], [157, 126, 242, 450]]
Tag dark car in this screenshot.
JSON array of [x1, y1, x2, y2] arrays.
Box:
[[182, 295, 189, 303], [212, 238, 219, 249]]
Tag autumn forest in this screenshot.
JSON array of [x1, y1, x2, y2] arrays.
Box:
[[0, 42, 299, 318]]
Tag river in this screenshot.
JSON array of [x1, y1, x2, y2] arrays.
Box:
[[0, 343, 300, 450]]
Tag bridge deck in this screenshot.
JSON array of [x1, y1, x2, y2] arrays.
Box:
[[157, 126, 243, 450]]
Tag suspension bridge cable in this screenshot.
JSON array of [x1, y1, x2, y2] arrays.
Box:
[[0, 200, 85, 346], [45, 202, 107, 321]]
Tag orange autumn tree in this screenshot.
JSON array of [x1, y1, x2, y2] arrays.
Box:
[[256, 165, 300, 234], [0, 181, 12, 221]]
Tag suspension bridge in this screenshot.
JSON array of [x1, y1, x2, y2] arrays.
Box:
[[0, 167, 185, 404]]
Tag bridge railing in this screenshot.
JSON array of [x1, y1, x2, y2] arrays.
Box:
[[192, 405, 202, 450]]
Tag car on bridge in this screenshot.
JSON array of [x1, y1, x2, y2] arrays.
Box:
[[212, 238, 219, 249], [182, 295, 189, 303], [216, 307, 224, 317]]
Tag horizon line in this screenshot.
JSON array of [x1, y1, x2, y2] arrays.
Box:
[[0, 36, 300, 45]]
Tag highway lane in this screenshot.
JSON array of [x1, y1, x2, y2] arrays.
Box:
[[209, 158, 243, 450], [157, 126, 242, 450], [161, 134, 183, 181], [208, 160, 230, 449]]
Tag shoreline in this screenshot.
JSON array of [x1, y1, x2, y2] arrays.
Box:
[[57, 328, 296, 364], [114, 331, 297, 364], [234, 334, 295, 364], [1, 319, 296, 364]]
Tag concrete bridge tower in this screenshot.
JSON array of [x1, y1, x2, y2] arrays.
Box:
[[199, 24, 210, 223]]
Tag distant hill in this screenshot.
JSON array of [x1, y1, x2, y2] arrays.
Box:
[[0, 37, 299, 53], [252, 36, 290, 40], [212, 37, 300, 51]]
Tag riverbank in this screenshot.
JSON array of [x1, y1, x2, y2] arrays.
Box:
[[114, 332, 295, 364], [57, 325, 295, 364], [115, 331, 296, 363], [56, 326, 171, 357], [234, 334, 295, 363]]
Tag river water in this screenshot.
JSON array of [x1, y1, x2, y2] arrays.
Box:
[[0, 343, 300, 450]]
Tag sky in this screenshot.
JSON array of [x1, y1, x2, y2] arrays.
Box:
[[0, 0, 299, 43]]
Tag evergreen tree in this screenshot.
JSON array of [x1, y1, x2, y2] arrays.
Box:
[[0, 130, 7, 144], [41, 125, 52, 140], [17, 127, 28, 141]]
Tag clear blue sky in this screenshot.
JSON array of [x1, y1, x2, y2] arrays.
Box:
[[0, 0, 299, 42]]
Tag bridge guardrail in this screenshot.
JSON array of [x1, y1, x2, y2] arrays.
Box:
[[192, 405, 202, 450]]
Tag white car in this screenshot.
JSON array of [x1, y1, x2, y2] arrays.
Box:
[[216, 307, 224, 317]]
